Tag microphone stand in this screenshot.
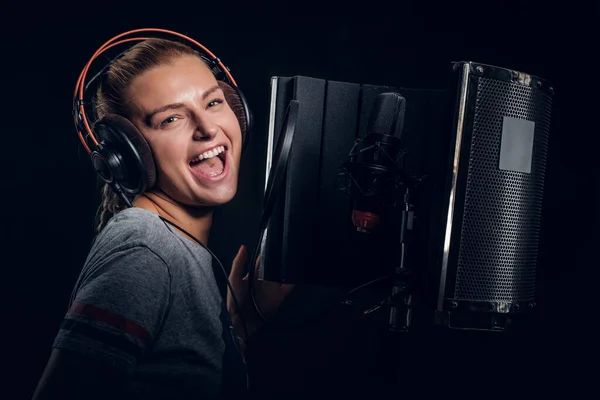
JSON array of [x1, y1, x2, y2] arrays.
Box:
[[388, 186, 416, 333]]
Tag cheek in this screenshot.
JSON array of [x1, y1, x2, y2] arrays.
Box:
[[148, 137, 187, 173], [225, 122, 243, 154], [220, 109, 243, 143]]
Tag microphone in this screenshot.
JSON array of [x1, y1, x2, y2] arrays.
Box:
[[341, 92, 407, 233], [340, 92, 422, 333]]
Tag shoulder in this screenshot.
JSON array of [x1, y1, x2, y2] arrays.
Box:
[[92, 207, 177, 255], [102, 207, 168, 241], [87, 207, 211, 274], [85, 207, 215, 290], [72, 209, 173, 321], [82, 208, 177, 275]]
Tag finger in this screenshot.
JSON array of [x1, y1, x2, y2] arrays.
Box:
[[252, 255, 262, 278], [238, 253, 259, 282], [240, 254, 261, 282], [254, 254, 261, 270], [279, 284, 296, 297], [229, 245, 247, 281]]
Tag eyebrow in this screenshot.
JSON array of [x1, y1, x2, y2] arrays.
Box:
[[143, 84, 223, 124]]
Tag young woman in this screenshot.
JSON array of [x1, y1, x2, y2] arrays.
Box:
[[32, 33, 294, 399]]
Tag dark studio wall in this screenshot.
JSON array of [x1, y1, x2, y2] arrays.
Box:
[[2, 2, 598, 398]]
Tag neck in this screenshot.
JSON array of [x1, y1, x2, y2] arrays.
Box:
[[132, 189, 214, 245]]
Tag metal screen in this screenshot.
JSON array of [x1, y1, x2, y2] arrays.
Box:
[[454, 77, 553, 302]]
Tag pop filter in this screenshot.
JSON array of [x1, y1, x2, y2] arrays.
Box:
[[248, 100, 299, 280], [260, 100, 299, 231]]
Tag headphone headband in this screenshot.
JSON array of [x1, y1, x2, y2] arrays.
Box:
[[73, 28, 240, 155]]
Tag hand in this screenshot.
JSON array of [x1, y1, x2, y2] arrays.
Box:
[[227, 245, 295, 341]]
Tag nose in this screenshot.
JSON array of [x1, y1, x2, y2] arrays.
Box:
[[192, 111, 219, 141]]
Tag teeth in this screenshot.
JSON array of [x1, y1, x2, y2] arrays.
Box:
[[191, 145, 225, 163]]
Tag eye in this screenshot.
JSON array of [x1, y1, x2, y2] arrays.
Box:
[[160, 116, 180, 127], [208, 98, 225, 108]]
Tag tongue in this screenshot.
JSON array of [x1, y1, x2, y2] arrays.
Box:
[[192, 156, 224, 177]]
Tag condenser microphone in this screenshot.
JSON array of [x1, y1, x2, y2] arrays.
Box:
[[341, 92, 407, 233]]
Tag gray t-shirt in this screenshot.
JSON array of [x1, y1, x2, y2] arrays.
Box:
[[52, 207, 247, 399]]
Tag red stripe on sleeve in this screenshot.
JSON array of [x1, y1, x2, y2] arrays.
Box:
[[68, 302, 151, 345]]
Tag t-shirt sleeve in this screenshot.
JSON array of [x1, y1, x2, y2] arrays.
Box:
[[52, 245, 171, 374]]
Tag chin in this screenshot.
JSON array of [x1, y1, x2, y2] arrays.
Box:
[[191, 186, 238, 208], [152, 179, 237, 210]]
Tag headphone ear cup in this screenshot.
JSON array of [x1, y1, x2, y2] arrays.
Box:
[[92, 114, 156, 195], [219, 81, 252, 153]]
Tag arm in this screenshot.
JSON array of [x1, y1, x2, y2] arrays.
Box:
[[32, 348, 127, 400], [32, 245, 170, 399]]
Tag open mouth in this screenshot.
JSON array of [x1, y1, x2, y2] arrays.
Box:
[[189, 145, 227, 178]]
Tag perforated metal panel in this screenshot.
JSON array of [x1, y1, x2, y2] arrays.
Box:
[[454, 77, 553, 302]]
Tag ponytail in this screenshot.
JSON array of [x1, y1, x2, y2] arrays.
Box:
[[95, 183, 127, 233]]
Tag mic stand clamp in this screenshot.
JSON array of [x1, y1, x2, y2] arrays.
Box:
[[388, 186, 416, 333]]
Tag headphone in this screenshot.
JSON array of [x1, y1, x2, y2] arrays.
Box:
[[73, 28, 253, 206]]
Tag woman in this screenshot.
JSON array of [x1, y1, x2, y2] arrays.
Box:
[[32, 35, 293, 399]]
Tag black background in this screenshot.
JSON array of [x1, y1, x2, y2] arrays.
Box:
[[3, 2, 598, 398]]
